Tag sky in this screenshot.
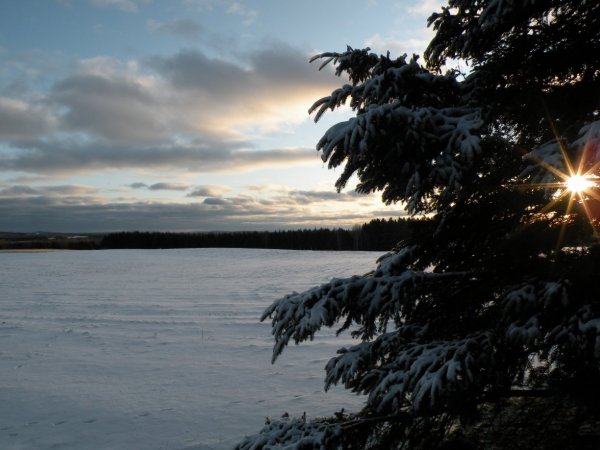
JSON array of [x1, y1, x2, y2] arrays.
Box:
[[0, 0, 444, 233]]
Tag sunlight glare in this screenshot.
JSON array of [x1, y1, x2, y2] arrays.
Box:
[[566, 175, 595, 193]]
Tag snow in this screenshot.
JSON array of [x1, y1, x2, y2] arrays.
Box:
[[0, 248, 379, 450], [502, 280, 570, 345], [236, 416, 339, 450], [521, 138, 566, 185], [356, 331, 493, 412], [315, 102, 482, 212]]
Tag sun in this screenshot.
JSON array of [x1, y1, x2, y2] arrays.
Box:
[[515, 127, 600, 247], [566, 174, 595, 194]]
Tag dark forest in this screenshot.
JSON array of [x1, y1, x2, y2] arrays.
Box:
[[0, 218, 425, 252]]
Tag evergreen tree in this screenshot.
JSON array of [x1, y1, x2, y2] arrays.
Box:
[[237, 1, 600, 448]]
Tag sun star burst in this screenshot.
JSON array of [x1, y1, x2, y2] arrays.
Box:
[[566, 174, 595, 194], [515, 126, 600, 248]]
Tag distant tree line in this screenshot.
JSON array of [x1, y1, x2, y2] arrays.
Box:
[[0, 218, 427, 251], [100, 218, 426, 251], [0, 233, 102, 250]]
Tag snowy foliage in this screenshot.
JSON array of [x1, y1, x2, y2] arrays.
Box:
[[240, 1, 600, 449], [325, 330, 494, 413], [520, 119, 600, 191], [263, 246, 467, 359], [574, 119, 600, 156], [236, 416, 341, 450], [502, 280, 568, 345], [426, 0, 600, 72], [308, 49, 482, 212], [520, 139, 566, 186]]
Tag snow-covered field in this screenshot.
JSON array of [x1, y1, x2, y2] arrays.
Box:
[[0, 248, 379, 450]]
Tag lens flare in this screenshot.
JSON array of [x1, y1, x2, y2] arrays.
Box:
[[514, 123, 600, 248], [566, 175, 595, 193]]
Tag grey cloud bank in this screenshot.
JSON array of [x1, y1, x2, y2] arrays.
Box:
[[152, 43, 332, 93], [0, 184, 97, 197], [187, 185, 230, 197], [1, 139, 315, 175], [147, 182, 192, 191], [0, 43, 336, 176], [0, 98, 56, 140], [0, 194, 378, 233]]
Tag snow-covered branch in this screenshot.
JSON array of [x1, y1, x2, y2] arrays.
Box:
[[235, 416, 341, 450], [263, 256, 470, 363], [262, 270, 424, 362], [325, 330, 494, 414], [315, 102, 481, 211]]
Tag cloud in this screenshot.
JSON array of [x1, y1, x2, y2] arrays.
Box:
[[1, 43, 337, 176], [146, 19, 203, 38], [182, 0, 258, 25], [187, 185, 230, 197], [149, 43, 339, 133], [364, 33, 431, 58], [8, 182, 383, 234], [406, 0, 446, 16], [50, 72, 166, 143], [181, 0, 218, 11], [0, 192, 389, 232], [128, 182, 229, 197], [45, 185, 98, 195], [0, 97, 57, 140], [245, 184, 288, 193], [202, 197, 227, 205], [226, 2, 258, 26], [199, 189, 370, 214], [289, 190, 362, 201], [0, 185, 38, 196], [91, 0, 147, 12], [1, 136, 315, 175], [153, 50, 244, 93], [153, 43, 332, 94], [50, 44, 336, 142], [148, 182, 191, 191], [0, 184, 97, 197]]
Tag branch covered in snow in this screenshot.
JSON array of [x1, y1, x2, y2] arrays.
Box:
[[262, 270, 424, 362], [325, 329, 494, 413], [520, 119, 600, 191], [315, 103, 482, 212], [235, 415, 341, 450], [502, 280, 569, 345], [426, 0, 571, 67], [308, 47, 481, 213], [309, 51, 458, 122], [262, 245, 469, 363]]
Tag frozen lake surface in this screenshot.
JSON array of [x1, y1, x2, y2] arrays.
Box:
[[0, 248, 380, 449]]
